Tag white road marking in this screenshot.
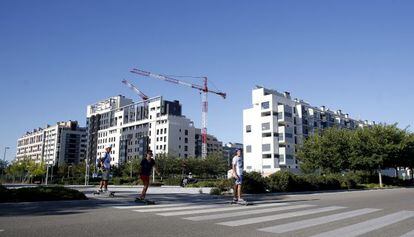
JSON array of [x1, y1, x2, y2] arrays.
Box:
[[159, 203, 294, 217], [400, 229, 414, 237], [310, 211, 414, 237], [134, 204, 220, 213], [112, 203, 188, 209], [258, 208, 380, 233], [183, 204, 315, 221], [218, 206, 346, 227]]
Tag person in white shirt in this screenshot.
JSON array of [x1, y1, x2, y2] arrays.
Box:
[[232, 149, 244, 203]]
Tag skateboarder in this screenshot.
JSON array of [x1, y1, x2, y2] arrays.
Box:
[[136, 149, 159, 202], [96, 146, 112, 193], [232, 149, 245, 204]]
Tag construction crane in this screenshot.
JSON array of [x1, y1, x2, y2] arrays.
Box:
[[130, 68, 226, 158], [121, 79, 149, 101]]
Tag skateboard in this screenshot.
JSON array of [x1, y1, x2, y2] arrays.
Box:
[[230, 200, 252, 206], [134, 198, 155, 205], [93, 191, 115, 197]]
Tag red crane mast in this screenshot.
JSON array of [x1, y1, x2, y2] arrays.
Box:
[[130, 68, 226, 158]]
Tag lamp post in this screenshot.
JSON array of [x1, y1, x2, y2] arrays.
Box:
[[2, 147, 10, 179]]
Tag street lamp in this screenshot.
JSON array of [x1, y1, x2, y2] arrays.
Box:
[[2, 147, 10, 178]]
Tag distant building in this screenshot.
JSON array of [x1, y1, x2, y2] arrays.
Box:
[[86, 95, 196, 166], [16, 121, 87, 166], [243, 86, 373, 176], [195, 128, 223, 157]]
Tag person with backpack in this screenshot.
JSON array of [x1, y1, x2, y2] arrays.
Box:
[[96, 146, 112, 193]]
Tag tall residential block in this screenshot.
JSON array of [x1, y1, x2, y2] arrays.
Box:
[[16, 121, 87, 166], [243, 86, 373, 176], [86, 95, 196, 166]]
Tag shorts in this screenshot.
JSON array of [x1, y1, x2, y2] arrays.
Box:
[[235, 175, 243, 185], [102, 170, 110, 181], [140, 175, 150, 183]]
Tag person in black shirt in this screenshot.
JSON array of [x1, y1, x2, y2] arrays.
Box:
[[137, 150, 158, 200]]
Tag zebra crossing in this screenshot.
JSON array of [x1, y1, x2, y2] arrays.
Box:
[[112, 201, 414, 236]]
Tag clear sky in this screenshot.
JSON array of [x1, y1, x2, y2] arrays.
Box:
[[1, 1, 413, 161]]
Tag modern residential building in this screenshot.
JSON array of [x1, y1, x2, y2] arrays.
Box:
[[16, 121, 87, 166], [243, 86, 372, 176], [195, 128, 223, 157], [86, 95, 196, 167]]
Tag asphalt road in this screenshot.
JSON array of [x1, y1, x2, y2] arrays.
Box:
[[1, 187, 413, 237]]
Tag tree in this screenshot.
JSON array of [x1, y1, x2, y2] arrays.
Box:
[[401, 133, 414, 180], [297, 128, 352, 174]]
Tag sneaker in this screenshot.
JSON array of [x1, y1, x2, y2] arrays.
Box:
[[97, 189, 103, 193], [237, 198, 246, 204], [232, 197, 238, 202], [135, 197, 144, 202]]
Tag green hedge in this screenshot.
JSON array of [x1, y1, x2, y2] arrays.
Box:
[[0, 185, 87, 202], [265, 171, 347, 193]]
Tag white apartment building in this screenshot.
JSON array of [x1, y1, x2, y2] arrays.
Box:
[[16, 121, 87, 166], [86, 95, 196, 166], [243, 86, 372, 176]]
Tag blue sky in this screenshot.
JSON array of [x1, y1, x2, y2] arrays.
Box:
[[1, 1, 414, 161]]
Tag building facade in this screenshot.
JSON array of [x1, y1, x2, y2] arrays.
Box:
[[195, 128, 223, 157], [16, 121, 87, 166], [243, 86, 372, 176], [86, 95, 196, 167]]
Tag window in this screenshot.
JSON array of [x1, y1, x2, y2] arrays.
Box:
[[262, 122, 270, 130], [262, 144, 271, 152], [285, 112, 292, 118], [285, 133, 293, 138], [261, 111, 271, 117], [261, 101, 270, 110], [246, 145, 252, 153], [246, 125, 251, 133], [262, 154, 272, 158], [262, 132, 271, 138], [262, 165, 271, 169], [185, 138, 188, 143], [185, 130, 188, 135], [184, 146, 188, 151], [286, 154, 294, 160]]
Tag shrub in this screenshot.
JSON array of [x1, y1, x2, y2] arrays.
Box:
[[267, 170, 301, 192], [215, 179, 233, 192], [162, 178, 182, 186], [210, 187, 221, 195], [0, 186, 87, 202], [242, 171, 267, 194]]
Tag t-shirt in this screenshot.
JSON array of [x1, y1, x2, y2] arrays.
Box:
[[97, 152, 111, 170], [140, 158, 155, 176], [232, 155, 243, 176]]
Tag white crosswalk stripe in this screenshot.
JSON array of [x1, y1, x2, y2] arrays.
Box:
[[183, 204, 315, 221], [158, 203, 297, 217], [112, 203, 188, 209], [217, 206, 346, 227], [133, 204, 220, 213], [309, 211, 414, 237], [258, 208, 380, 233], [111, 201, 414, 236], [400, 229, 414, 237]]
